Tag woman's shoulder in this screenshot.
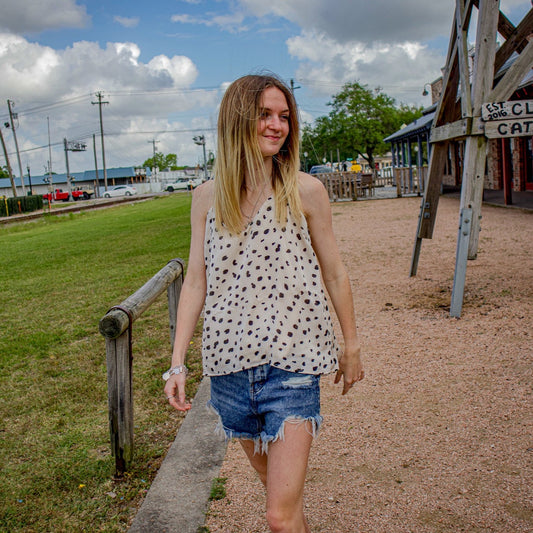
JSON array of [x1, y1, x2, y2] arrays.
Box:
[[191, 179, 215, 217], [298, 171, 330, 214]]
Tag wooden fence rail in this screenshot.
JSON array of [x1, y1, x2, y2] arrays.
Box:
[[99, 258, 184, 475]]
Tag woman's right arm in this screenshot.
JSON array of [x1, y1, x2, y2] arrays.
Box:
[[164, 182, 212, 411]]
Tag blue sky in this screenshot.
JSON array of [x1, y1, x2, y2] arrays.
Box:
[[0, 0, 530, 174]]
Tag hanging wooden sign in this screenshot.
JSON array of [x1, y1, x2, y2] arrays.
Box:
[[483, 117, 533, 138], [481, 100, 533, 121]]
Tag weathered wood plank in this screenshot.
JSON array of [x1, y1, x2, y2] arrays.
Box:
[[456, 0, 473, 118], [106, 333, 133, 474], [99, 258, 184, 339], [481, 99, 533, 121], [431, 118, 472, 142], [484, 117, 533, 138], [494, 8, 533, 72], [488, 39, 533, 102]]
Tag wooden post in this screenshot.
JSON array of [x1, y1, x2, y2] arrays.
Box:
[[106, 328, 133, 474], [100, 259, 184, 474], [410, 142, 449, 276], [450, 207, 473, 317], [459, 0, 499, 260], [501, 138, 513, 205]]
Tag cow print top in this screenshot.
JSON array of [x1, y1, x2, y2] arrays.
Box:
[[202, 196, 339, 376]]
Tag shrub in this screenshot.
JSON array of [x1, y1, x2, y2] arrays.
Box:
[[0, 194, 43, 217]]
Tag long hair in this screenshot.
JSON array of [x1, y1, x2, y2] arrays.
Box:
[[214, 74, 302, 234]]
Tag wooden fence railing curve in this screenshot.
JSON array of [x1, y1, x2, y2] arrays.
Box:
[[99, 258, 184, 475]]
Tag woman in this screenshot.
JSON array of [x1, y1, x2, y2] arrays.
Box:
[[163, 73, 363, 533]]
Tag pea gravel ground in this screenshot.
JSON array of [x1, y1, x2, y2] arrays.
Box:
[[204, 195, 533, 533]]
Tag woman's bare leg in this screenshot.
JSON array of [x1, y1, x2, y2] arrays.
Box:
[[240, 419, 313, 533]]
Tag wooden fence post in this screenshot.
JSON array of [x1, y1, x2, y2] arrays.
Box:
[[99, 258, 184, 475]]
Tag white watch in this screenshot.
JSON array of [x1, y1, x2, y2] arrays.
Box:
[[162, 365, 188, 381]]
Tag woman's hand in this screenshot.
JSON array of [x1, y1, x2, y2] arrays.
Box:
[[164, 373, 192, 412], [334, 345, 364, 395]]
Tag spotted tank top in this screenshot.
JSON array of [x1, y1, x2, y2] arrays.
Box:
[[202, 196, 339, 376]]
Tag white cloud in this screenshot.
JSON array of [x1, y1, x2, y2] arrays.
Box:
[[0, 33, 219, 173], [0, 0, 89, 33], [113, 16, 140, 29], [287, 31, 444, 105], [240, 0, 454, 45], [171, 11, 247, 33]]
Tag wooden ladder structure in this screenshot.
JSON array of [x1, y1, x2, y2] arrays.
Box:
[[410, 0, 533, 317]]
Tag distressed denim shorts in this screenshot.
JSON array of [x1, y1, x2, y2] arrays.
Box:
[[208, 364, 322, 454]]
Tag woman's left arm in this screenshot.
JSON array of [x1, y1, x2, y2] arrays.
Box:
[[300, 173, 364, 394]]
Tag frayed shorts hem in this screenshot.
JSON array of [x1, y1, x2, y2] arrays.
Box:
[[207, 401, 322, 454]]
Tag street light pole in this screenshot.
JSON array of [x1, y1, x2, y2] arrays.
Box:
[[193, 135, 208, 181]]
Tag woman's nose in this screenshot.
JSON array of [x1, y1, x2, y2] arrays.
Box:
[[267, 115, 281, 130]]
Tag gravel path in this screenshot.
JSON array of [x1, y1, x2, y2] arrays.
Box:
[[205, 196, 533, 532]]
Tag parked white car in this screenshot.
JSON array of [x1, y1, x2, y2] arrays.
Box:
[[165, 177, 203, 192], [103, 185, 137, 198]]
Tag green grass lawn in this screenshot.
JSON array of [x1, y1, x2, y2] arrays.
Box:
[[0, 194, 203, 532]]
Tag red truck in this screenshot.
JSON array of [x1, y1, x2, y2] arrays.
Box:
[[42, 188, 92, 202]]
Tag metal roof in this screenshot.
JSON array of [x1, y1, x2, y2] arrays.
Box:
[[0, 166, 151, 189], [384, 110, 435, 143]]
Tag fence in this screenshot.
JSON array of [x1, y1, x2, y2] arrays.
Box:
[[99, 258, 184, 475], [394, 166, 428, 196], [315, 171, 378, 201]]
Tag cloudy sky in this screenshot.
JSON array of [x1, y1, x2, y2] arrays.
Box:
[[0, 0, 530, 175]]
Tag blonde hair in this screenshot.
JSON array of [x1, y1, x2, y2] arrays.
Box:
[[214, 74, 302, 234]]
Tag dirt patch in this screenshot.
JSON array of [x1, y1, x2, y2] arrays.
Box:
[[205, 196, 533, 532]]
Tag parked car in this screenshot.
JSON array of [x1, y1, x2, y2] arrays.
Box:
[[309, 165, 333, 175], [103, 185, 137, 198], [165, 177, 203, 192], [72, 186, 94, 200]]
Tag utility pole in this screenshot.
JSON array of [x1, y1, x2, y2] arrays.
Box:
[[92, 92, 109, 191], [0, 125, 17, 197], [148, 139, 159, 181], [26, 164, 33, 195], [47, 117, 53, 191], [7, 99, 26, 195], [64, 138, 72, 196], [290, 79, 301, 97], [93, 133, 100, 197]]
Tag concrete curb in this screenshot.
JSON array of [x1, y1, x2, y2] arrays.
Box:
[[129, 378, 227, 533]]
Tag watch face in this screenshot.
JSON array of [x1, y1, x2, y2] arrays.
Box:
[[162, 370, 170, 380]]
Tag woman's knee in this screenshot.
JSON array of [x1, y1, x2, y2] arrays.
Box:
[[266, 506, 305, 533]]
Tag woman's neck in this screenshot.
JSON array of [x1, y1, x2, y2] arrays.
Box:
[[244, 156, 273, 191]]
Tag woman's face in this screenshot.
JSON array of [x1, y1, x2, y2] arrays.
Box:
[[256, 86, 290, 159]]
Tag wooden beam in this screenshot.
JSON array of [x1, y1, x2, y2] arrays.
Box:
[[410, 142, 449, 277], [435, 9, 460, 126], [456, 0, 474, 117], [488, 39, 533, 102], [472, 0, 516, 38], [431, 118, 472, 142], [460, 0, 499, 262], [494, 8, 533, 73], [417, 143, 449, 240]]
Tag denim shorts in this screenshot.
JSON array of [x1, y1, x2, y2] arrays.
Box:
[[208, 364, 322, 454]]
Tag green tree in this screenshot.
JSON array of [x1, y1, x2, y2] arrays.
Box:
[[302, 82, 422, 170], [142, 152, 179, 171], [0, 165, 10, 180]]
